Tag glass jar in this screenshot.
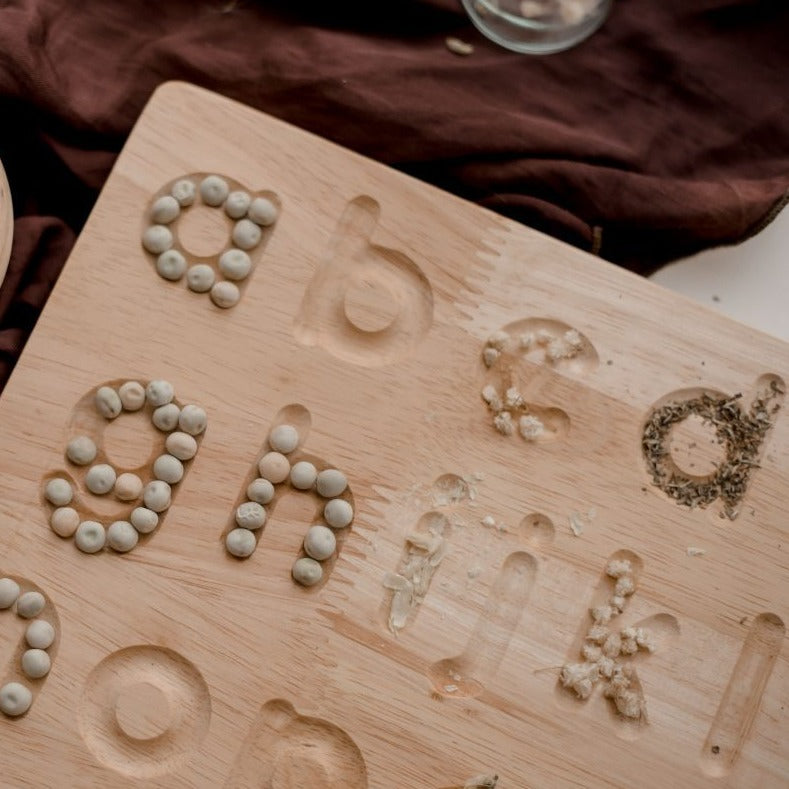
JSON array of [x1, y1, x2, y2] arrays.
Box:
[[461, 0, 612, 55]]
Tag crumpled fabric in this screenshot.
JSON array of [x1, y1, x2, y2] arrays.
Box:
[[0, 0, 787, 390]]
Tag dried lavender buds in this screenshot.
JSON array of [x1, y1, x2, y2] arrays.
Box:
[[642, 379, 783, 518]]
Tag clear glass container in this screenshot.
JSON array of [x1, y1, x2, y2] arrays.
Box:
[[461, 0, 612, 55]]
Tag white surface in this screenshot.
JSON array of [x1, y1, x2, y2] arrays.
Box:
[[650, 205, 789, 341]]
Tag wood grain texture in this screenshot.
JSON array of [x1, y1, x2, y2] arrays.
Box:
[[0, 81, 786, 788]]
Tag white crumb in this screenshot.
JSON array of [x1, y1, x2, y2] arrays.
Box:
[[635, 627, 655, 651], [581, 643, 602, 663], [586, 623, 609, 643], [546, 328, 585, 362], [686, 546, 706, 557], [560, 661, 599, 699], [519, 414, 545, 441], [605, 559, 632, 578], [564, 328, 583, 349], [591, 604, 614, 625], [518, 332, 535, 349], [464, 775, 498, 789], [615, 576, 636, 597], [482, 347, 500, 367], [598, 655, 615, 678], [386, 524, 447, 633], [602, 632, 622, 659], [493, 411, 514, 435], [535, 328, 552, 345], [486, 330, 510, 350], [505, 386, 524, 409], [382, 572, 411, 592], [431, 477, 469, 507], [481, 384, 502, 411], [445, 36, 474, 56], [569, 511, 586, 536]]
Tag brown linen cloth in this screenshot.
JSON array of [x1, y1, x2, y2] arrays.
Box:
[[0, 0, 788, 390]]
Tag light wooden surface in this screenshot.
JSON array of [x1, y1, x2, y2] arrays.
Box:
[[0, 81, 787, 788], [0, 157, 12, 287]]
